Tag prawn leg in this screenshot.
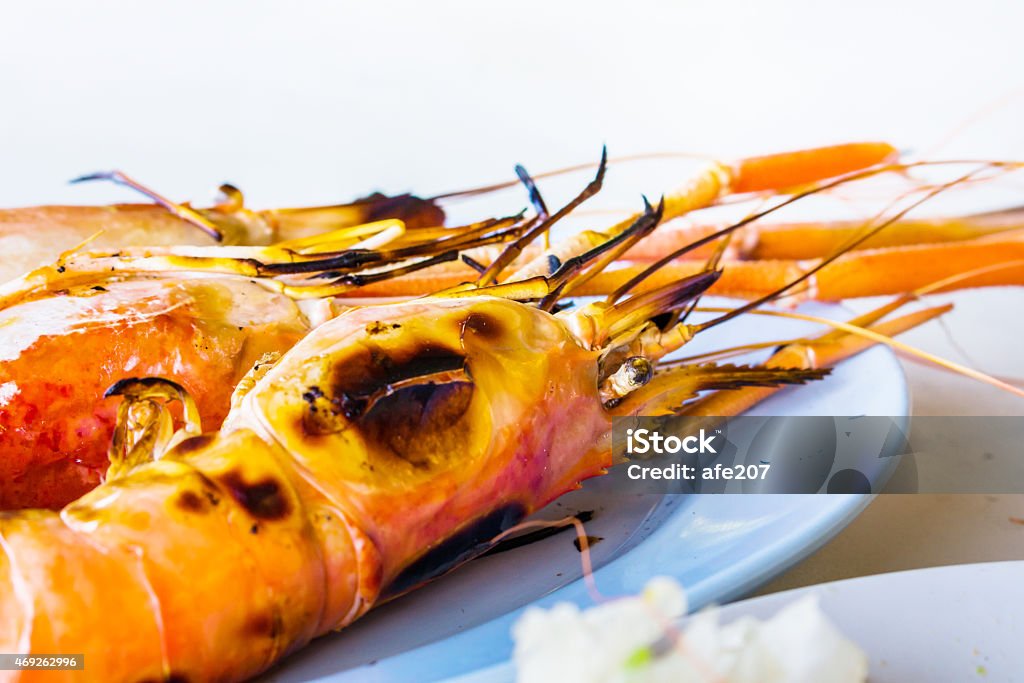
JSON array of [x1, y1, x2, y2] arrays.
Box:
[[506, 142, 898, 283], [681, 302, 953, 416], [622, 208, 1024, 262], [564, 237, 1024, 301], [0, 178, 447, 284]]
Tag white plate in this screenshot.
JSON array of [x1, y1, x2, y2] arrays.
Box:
[[260, 300, 910, 682], [459, 561, 1024, 682]]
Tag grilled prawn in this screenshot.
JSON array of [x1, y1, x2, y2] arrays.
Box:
[[3, 143, 1024, 681], [0, 177, 444, 285], [0, 143, 895, 510], [0, 277, 310, 508], [5, 141, 1024, 512], [0, 197, 536, 509], [0, 266, 837, 682]]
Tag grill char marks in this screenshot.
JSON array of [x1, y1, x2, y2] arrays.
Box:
[[301, 341, 467, 436], [382, 503, 526, 599], [460, 311, 503, 342], [358, 380, 474, 467], [216, 470, 291, 521]]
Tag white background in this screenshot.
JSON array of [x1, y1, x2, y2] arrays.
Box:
[[3, 0, 1024, 590], [3, 0, 1024, 205]]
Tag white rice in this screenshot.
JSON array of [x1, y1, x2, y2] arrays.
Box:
[[513, 577, 867, 683]]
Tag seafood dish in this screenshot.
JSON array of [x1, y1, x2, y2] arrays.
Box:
[[0, 142, 1022, 681]]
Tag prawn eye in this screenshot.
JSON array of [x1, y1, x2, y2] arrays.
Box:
[[599, 356, 654, 406]]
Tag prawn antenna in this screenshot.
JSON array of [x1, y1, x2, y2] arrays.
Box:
[[692, 167, 986, 334], [71, 170, 225, 242], [478, 146, 608, 286]]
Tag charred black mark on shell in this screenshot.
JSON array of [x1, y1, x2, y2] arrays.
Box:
[[176, 490, 205, 513], [382, 503, 527, 599], [302, 385, 326, 408], [68, 469, 220, 522], [348, 345, 466, 401], [365, 321, 401, 335], [301, 345, 467, 436], [218, 471, 290, 520], [358, 380, 474, 467], [175, 486, 220, 514], [172, 434, 215, 455], [301, 385, 349, 435], [460, 312, 502, 341], [246, 609, 284, 639]]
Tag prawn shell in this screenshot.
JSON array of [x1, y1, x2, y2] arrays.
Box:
[[234, 296, 613, 593], [0, 278, 309, 509]]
